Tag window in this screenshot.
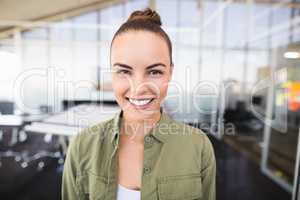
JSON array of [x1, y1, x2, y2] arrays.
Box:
[[202, 1, 224, 48], [73, 12, 98, 42], [225, 3, 248, 48], [125, 0, 148, 17], [249, 3, 271, 49], [22, 27, 48, 40], [100, 5, 124, 42]]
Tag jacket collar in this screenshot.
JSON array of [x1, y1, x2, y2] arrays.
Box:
[[110, 107, 173, 145]]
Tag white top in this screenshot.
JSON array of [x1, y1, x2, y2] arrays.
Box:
[[117, 184, 141, 200]]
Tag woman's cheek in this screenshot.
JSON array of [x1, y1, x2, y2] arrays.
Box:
[[155, 78, 169, 100], [112, 76, 129, 105]]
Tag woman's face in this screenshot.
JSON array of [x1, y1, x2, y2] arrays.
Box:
[[111, 31, 172, 121]]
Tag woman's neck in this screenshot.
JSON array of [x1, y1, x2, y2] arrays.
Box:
[[121, 111, 161, 143]]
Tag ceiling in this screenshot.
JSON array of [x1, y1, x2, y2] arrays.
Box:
[[0, 0, 299, 39], [0, 0, 299, 24], [0, 0, 123, 38]]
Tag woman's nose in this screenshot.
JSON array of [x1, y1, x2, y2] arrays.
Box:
[[130, 75, 148, 95]]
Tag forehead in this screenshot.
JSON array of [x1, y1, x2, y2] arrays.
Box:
[[111, 31, 170, 66]]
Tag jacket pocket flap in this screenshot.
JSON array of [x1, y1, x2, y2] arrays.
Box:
[[157, 173, 202, 200]]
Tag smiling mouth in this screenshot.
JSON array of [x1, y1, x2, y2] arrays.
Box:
[[125, 97, 155, 106]]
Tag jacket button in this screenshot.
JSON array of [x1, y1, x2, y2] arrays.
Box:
[[143, 167, 151, 175], [144, 135, 153, 144]]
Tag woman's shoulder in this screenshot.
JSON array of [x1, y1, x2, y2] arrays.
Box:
[[68, 113, 118, 153], [160, 113, 215, 166], [75, 116, 115, 142], [162, 113, 214, 155], [164, 113, 210, 142]]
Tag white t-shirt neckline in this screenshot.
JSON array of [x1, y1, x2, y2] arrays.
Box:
[[116, 183, 141, 200]]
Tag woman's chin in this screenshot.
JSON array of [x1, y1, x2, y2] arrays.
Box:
[[122, 107, 161, 121]]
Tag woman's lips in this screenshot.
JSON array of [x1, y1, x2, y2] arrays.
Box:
[[125, 97, 155, 109]]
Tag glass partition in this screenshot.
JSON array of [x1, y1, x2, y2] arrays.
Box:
[[262, 43, 300, 193]]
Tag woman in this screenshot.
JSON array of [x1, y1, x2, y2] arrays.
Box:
[[62, 8, 216, 200]]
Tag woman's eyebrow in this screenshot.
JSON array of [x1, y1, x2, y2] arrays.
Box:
[[113, 63, 132, 69], [113, 62, 166, 69], [146, 63, 166, 69]]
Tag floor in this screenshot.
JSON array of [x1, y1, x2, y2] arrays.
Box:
[[211, 135, 291, 200], [0, 130, 292, 200]]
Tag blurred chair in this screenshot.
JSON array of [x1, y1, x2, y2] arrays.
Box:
[[0, 101, 22, 145], [39, 105, 52, 114]]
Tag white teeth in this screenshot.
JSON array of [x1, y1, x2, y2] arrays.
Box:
[[128, 98, 152, 106]]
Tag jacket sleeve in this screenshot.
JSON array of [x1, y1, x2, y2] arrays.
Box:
[[62, 135, 81, 200], [200, 135, 216, 200]]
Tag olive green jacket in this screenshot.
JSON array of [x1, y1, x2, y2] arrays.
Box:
[[62, 110, 216, 200]]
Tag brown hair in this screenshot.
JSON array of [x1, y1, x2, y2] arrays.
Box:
[[111, 8, 173, 66]]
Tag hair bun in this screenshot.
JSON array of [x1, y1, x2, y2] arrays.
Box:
[[127, 8, 162, 26]]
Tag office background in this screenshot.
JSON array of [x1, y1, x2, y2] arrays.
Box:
[[0, 0, 299, 199]]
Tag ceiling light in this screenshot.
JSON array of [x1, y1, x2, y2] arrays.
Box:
[[284, 51, 300, 59]]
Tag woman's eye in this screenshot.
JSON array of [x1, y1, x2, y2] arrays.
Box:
[[149, 70, 163, 76], [117, 70, 131, 75]]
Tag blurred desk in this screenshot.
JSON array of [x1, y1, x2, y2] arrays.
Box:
[[24, 122, 82, 137], [25, 104, 119, 136], [24, 104, 120, 154], [22, 114, 49, 123], [63, 90, 117, 110], [0, 115, 23, 126]]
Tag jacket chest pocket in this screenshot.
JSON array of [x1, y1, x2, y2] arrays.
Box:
[[77, 173, 107, 200], [157, 173, 202, 200]]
